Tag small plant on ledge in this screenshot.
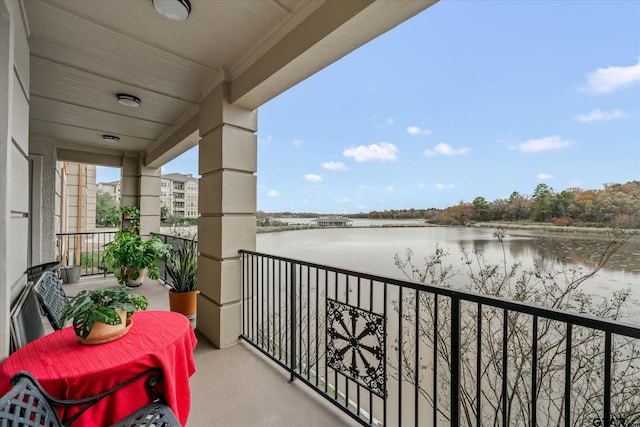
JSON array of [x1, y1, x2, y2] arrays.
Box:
[[120, 206, 141, 233]]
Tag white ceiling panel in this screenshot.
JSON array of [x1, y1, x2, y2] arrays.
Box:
[[24, 0, 435, 164], [30, 57, 193, 126], [31, 120, 153, 152]]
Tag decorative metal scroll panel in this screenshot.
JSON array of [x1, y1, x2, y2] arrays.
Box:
[[327, 298, 386, 398]]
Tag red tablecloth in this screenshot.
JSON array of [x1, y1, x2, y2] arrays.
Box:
[[0, 310, 197, 426]]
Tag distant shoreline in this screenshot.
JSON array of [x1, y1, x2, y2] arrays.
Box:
[[257, 221, 639, 236]]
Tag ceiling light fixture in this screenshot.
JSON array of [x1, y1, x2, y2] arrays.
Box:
[[102, 135, 120, 143], [116, 93, 141, 107], [152, 0, 191, 21]]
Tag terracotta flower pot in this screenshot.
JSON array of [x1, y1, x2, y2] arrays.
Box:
[[168, 289, 199, 318], [78, 310, 132, 345], [86, 310, 127, 339]]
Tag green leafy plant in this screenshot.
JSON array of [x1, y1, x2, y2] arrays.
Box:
[[119, 206, 140, 218], [60, 287, 148, 339], [102, 232, 171, 285], [166, 237, 198, 293], [120, 206, 140, 233]]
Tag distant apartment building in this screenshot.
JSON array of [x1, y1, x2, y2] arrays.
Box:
[[160, 173, 199, 219], [97, 180, 121, 203], [57, 162, 97, 234]]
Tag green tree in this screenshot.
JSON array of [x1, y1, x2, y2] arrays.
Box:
[[555, 189, 576, 219], [472, 196, 491, 220], [530, 183, 554, 222], [96, 192, 120, 227], [507, 191, 528, 221]]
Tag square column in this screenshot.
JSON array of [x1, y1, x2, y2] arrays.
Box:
[[198, 82, 257, 348], [121, 155, 160, 238]]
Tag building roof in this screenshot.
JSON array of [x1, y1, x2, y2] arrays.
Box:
[[161, 173, 197, 182]]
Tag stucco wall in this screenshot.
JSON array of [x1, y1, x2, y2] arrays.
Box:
[[1, 0, 31, 358]]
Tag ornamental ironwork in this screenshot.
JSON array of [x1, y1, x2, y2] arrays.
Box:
[[327, 298, 386, 397]]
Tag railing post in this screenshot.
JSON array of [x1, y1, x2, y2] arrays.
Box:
[[289, 261, 297, 382], [451, 296, 460, 425]]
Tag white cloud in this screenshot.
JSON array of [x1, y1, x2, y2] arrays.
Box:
[[580, 58, 640, 94], [336, 197, 350, 203], [509, 136, 574, 152], [304, 174, 322, 182], [407, 126, 432, 136], [575, 108, 627, 123], [435, 183, 454, 190], [386, 186, 394, 192], [321, 161, 347, 170], [418, 183, 425, 189], [357, 204, 368, 210], [424, 142, 470, 156], [268, 190, 280, 197], [386, 117, 394, 125], [293, 139, 303, 147], [537, 173, 553, 180], [259, 136, 273, 145], [343, 142, 398, 162]]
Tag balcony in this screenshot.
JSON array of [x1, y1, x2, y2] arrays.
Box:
[[57, 275, 358, 427], [50, 231, 640, 427]]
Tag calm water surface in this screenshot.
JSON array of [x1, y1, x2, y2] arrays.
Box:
[[257, 224, 640, 320]]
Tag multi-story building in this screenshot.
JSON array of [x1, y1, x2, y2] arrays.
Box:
[[97, 180, 121, 203], [160, 173, 198, 219]]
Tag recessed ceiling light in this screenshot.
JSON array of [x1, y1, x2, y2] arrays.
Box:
[[116, 93, 141, 107], [152, 0, 191, 21], [102, 135, 120, 143]]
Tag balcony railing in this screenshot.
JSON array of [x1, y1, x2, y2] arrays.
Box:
[[151, 233, 196, 287], [239, 250, 640, 427], [55, 231, 117, 277]]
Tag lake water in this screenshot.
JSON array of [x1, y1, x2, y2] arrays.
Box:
[[257, 222, 640, 321]]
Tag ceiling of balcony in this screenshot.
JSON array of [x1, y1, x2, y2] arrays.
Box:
[[24, 0, 436, 166]]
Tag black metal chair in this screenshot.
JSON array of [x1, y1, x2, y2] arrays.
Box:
[[0, 369, 180, 427], [24, 261, 62, 285], [32, 271, 69, 331]]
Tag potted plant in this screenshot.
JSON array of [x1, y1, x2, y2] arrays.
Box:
[[166, 236, 199, 318], [59, 287, 148, 344], [102, 232, 171, 286], [58, 248, 82, 284], [120, 206, 140, 233]]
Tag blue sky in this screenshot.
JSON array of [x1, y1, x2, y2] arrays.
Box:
[[98, 0, 640, 214]]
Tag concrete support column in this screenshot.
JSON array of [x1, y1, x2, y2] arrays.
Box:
[[121, 156, 160, 238], [29, 135, 57, 262], [198, 82, 257, 348]]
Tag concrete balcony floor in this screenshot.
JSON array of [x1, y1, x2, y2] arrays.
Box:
[[60, 276, 358, 427]]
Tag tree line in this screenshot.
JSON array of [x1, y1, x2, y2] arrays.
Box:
[[367, 181, 640, 228]]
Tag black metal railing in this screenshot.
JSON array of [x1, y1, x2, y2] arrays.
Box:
[[239, 250, 640, 427], [55, 231, 117, 277], [151, 233, 196, 286]]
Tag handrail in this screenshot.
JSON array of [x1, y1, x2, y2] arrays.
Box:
[[150, 233, 196, 285], [238, 250, 640, 338], [55, 231, 117, 277], [239, 249, 640, 427]]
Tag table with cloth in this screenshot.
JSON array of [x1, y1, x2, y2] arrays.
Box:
[[0, 310, 197, 426]]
